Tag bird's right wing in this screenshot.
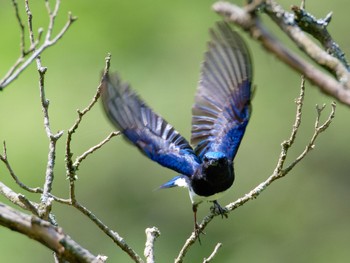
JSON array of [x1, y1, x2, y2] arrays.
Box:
[[101, 73, 200, 176]]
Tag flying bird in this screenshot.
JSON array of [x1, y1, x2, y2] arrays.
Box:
[[101, 21, 253, 236]]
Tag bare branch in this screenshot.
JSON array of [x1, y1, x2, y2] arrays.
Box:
[[65, 54, 112, 180], [2, 2, 139, 262], [291, 6, 349, 70], [37, 63, 63, 218], [0, 182, 39, 215], [72, 201, 144, 263], [0, 202, 104, 263], [284, 101, 336, 174], [203, 243, 222, 263], [175, 78, 336, 262], [262, 0, 349, 79], [144, 227, 161, 263], [12, 0, 26, 54], [0, 141, 43, 194], [0, 0, 77, 89], [73, 131, 120, 170], [213, 1, 350, 107], [58, 55, 143, 262], [21, 0, 64, 218]]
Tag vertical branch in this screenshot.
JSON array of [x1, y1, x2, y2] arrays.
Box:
[[12, 0, 27, 56], [44, 0, 60, 41], [24, 0, 64, 219], [37, 66, 64, 219], [65, 54, 111, 190], [144, 227, 161, 263]]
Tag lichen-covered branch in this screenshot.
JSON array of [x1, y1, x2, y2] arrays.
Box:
[[0, 202, 104, 263], [144, 227, 161, 263], [291, 6, 350, 71], [262, 0, 349, 81], [213, 1, 350, 107]]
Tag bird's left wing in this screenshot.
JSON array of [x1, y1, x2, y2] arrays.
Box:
[[191, 22, 253, 160], [101, 73, 200, 176]]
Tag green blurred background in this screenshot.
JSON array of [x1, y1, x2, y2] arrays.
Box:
[[0, 0, 349, 262]]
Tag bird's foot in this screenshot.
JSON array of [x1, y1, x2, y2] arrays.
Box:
[[211, 201, 228, 218], [194, 222, 206, 244]]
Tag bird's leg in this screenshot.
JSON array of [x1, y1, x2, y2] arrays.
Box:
[[192, 204, 204, 243], [211, 200, 228, 218]]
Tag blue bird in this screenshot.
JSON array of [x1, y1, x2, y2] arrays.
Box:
[[101, 22, 253, 235]]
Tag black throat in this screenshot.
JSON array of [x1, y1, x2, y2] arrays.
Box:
[[190, 162, 234, 197]]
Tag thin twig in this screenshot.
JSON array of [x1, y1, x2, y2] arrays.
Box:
[[73, 201, 144, 263], [65, 54, 112, 180], [0, 141, 43, 193], [0, 141, 71, 206], [175, 78, 336, 262], [203, 243, 222, 263], [73, 131, 120, 170], [274, 76, 305, 174], [22, 0, 64, 219], [0, 0, 76, 89], [60, 54, 141, 261], [283, 101, 336, 174]]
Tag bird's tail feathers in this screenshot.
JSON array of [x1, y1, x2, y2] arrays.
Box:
[[158, 175, 189, 190]]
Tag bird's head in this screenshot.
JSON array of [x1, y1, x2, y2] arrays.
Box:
[[202, 152, 228, 168]]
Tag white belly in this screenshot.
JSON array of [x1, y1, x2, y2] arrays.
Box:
[[188, 187, 228, 205]]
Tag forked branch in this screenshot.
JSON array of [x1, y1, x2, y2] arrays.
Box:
[[213, 1, 350, 106]]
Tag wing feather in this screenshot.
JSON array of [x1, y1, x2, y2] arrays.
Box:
[[101, 73, 200, 176], [191, 22, 253, 160]]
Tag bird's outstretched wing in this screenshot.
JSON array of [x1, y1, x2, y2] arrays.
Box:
[[191, 22, 253, 160], [101, 73, 200, 176]]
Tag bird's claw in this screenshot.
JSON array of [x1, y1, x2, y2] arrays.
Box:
[[211, 201, 228, 218]]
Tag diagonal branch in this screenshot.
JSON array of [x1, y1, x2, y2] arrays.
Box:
[[203, 243, 222, 263], [213, 1, 350, 107], [175, 78, 336, 262], [0, 141, 43, 194], [65, 54, 112, 180], [61, 55, 143, 262], [72, 202, 144, 263], [0, 0, 76, 90], [73, 131, 120, 171], [0, 202, 104, 263], [291, 6, 350, 70]]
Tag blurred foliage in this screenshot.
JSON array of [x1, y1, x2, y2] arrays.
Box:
[[0, 0, 349, 262]]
